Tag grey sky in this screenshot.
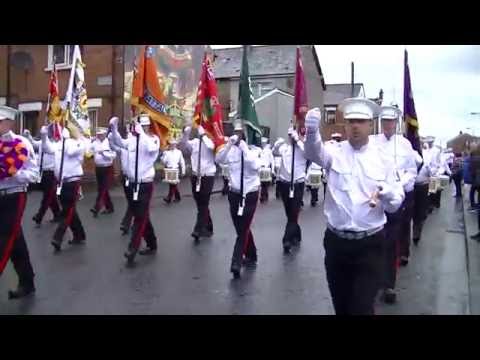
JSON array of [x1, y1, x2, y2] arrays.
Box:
[[213, 45, 480, 146]]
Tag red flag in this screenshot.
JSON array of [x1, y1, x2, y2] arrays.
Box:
[[131, 45, 172, 149], [47, 63, 63, 141], [193, 53, 225, 152], [293, 47, 308, 135]]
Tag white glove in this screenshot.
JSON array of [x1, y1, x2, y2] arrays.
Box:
[[288, 128, 299, 142], [305, 108, 321, 133], [183, 126, 191, 134], [274, 138, 285, 147], [109, 117, 119, 128], [197, 125, 205, 136], [62, 128, 70, 139], [229, 135, 239, 145], [134, 122, 144, 135], [238, 140, 249, 153], [40, 126, 48, 137]]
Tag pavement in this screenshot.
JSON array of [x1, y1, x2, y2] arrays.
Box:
[[0, 179, 472, 315]]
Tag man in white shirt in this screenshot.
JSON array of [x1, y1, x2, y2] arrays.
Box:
[[259, 137, 274, 203], [41, 124, 87, 252], [304, 99, 404, 315], [109, 124, 133, 235], [179, 125, 216, 241], [89, 127, 116, 217], [24, 127, 61, 225], [216, 120, 261, 279], [273, 127, 307, 253], [371, 105, 418, 304], [0, 106, 39, 299], [110, 115, 160, 265], [161, 138, 185, 204]]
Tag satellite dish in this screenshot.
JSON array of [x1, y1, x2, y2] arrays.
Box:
[[11, 51, 33, 71]]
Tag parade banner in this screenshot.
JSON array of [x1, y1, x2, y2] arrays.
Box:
[[46, 63, 63, 141], [238, 45, 262, 146], [131, 45, 172, 150], [293, 47, 308, 135], [124, 45, 208, 143], [192, 53, 225, 153], [64, 45, 91, 139], [404, 49, 421, 156]]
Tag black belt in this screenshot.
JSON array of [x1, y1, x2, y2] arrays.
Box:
[[0, 186, 27, 197]]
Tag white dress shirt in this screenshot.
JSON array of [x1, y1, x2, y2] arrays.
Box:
[[259, 145, 275, 170], [161, 148, 186, 175], [216, 140, 260, 194], [31, 138, 56, 171], [273, 140, 307, 183], [180, 134, 216, 177], [305, 130, 405, 232], [370, 134, 418, 193], [90, 138, 116, 167], [0, 131, 39, 189], [42, 136, 86, 181], [109, 134, 129, 175], [111, 128, 160, 183]]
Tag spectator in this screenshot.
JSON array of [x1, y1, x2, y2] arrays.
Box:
[[468, 146, 480, 211], [450, 152, 463, 198]]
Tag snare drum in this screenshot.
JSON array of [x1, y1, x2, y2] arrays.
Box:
[[307, 174, 322, 188], [164, 168, 179, 184], [221, 165, 229, 177], [438, 175, 449, 189], [259, 167, 272, 182]]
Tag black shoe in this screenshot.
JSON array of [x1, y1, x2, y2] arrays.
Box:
[[470, 233, 480, 240], [173, 197, 181, 203], [283, 243, 291, 254], [124, 249, 136, 264], [8, 284, 35, 300], [101, 209, 114, 214], [68, 237, 86, 245], [311, 201, 317, 207], [191, 230, 200, 241], [383, 289, 397, 304], [32, 215, 41, 225], [120, 226, 129, 235], [413, 238, 420, 246], [51, 239, 62, 252], [230, 262, 241, 279], [90, 208, 99, 218], [199, 229, 213, 238], [242, 255, 257, 267], [400, 256, 409, 267], [163, 197, 171, 204], [50, 215, 61, 223], [138, 247, 157, 256]]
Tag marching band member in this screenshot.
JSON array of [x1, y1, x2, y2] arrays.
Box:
[[306, 161, 324, 207], [273, 126, 307, 253], [41, 124, 87, 252], [23, 127, 61, 225], [179, 125, 216, 241], [108, 124, 133, 235], [371, 105, 418, 304], [110, 115, 160, 265], [89, 127, 116, 217], [304, 99, 404, 315], [161, 138, 185, 204], [216, 120, 261, 279], [259, 137, 275, 203], [0, 106, 39, 299]]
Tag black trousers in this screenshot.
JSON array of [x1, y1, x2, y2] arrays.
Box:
[[278, 181, 305, 246], [166, 184, 181, 201], [222, 177, 229, 196], [228, 191, 259, 266], [191, 175, 214, 235], [308, 185, 319, 203], [0, 192, 35, 287], [129, 182, 157, 251], [54, 181, 86, 243], [413, 183, 429, 240], [121, 175, 133, 231], [470, 185, 480, 207], [324, 228, 385, 315], [260, 182, 270, 202], [452, 173, 462, 197], [94, 166, 114, 212], [35, 170, 60, 221], [384, 211, 402, 289], [399, 191, 414, 258]]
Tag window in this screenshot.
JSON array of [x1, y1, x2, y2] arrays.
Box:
[[47, 45, 83, 70], [325, 108, 336, 125], [88, 109, 98, 133]]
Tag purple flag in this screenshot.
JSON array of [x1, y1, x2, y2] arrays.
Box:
[[404, 49, 422, 156]]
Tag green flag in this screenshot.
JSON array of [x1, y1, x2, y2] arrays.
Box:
[[238, 45, 263, 146]]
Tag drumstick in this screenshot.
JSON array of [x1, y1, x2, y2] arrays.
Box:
[[369, 186, 383, 208]]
